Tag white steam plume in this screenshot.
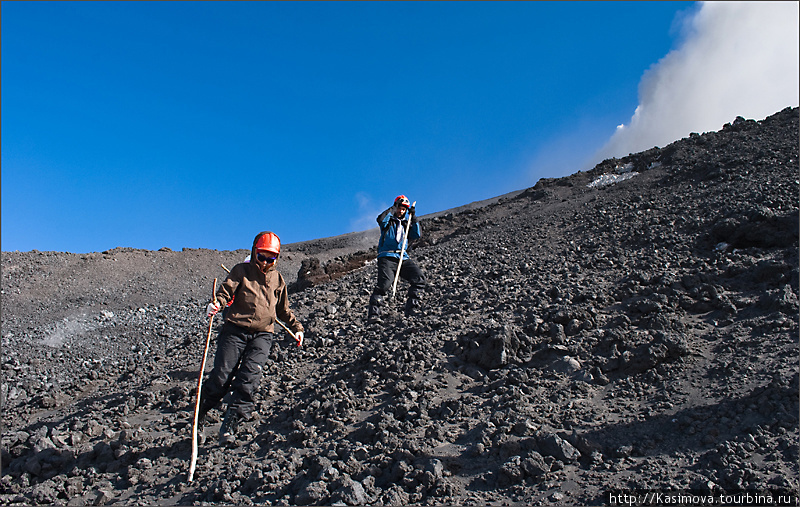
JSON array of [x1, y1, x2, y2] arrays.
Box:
[[597, 1, 799, 161], [349, 191, 382, 233]]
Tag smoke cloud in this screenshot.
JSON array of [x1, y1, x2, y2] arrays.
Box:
[[349, 191, 382, 233], [596, 1, 799, 161]]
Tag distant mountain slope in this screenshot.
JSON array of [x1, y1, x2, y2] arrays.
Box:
[[1, 107, 797, 506]]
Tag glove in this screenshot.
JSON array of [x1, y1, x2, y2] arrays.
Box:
[[206, 301, 221, 317], [294, 331, 304, 347], [409, 205, 416, 221]]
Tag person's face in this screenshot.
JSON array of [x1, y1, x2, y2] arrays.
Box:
[[394, 205, 408, 218], [255, 250, 278, 273]]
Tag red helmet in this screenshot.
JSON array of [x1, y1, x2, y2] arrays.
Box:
[[394, 195, 410, 208], [254, 231, 281, 254]]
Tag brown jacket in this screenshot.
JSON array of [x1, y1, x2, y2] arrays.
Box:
[[213, 233, 303, 334]]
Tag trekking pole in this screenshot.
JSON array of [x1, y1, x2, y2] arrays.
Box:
[[220, 264, 300, 345], [275, 319, 299, 343], [188, 278, 217, 483], [391, 201, 416, 299]]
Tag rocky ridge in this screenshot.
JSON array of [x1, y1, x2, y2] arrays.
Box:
[[1, 107, 798, 505]]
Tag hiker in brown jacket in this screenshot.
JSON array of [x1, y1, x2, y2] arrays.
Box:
[[198, 231, 304, 446]]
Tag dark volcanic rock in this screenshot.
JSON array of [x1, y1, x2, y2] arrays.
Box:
[[1, 107, 798, 505]]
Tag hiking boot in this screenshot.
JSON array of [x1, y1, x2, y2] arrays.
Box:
[[405, 298, 421, 317], [367, 294, 383, 325], [219, 409, 243, 447]]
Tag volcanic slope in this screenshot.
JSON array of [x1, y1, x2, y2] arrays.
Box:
[[1, 107, 798, 505]]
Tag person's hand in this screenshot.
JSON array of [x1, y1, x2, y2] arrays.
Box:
[[409, 205, 416, 219], [295, 331, 304, 347], [206, 301, 221, 317]]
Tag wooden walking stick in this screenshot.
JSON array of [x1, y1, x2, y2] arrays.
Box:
[[188, 278, 217, 482], [391, 201, 416, 299]]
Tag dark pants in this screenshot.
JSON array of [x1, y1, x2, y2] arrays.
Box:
[[199, 322, 272, 419], [369, 256, 426, 318]]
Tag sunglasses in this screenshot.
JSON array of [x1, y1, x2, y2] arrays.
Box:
[[256, 253, 278, 263]]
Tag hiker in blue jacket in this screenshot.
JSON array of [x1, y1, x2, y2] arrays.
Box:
[[367, 195, 426, 324]]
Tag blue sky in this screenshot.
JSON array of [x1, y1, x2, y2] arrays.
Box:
[[2, 2, 797, 253]]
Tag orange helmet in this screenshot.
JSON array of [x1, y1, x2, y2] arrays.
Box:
[[394, 195, 410, 208], [254, 231, 281, 254]]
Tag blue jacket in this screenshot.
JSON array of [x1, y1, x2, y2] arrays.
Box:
[[376, 207, 421, 260]]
